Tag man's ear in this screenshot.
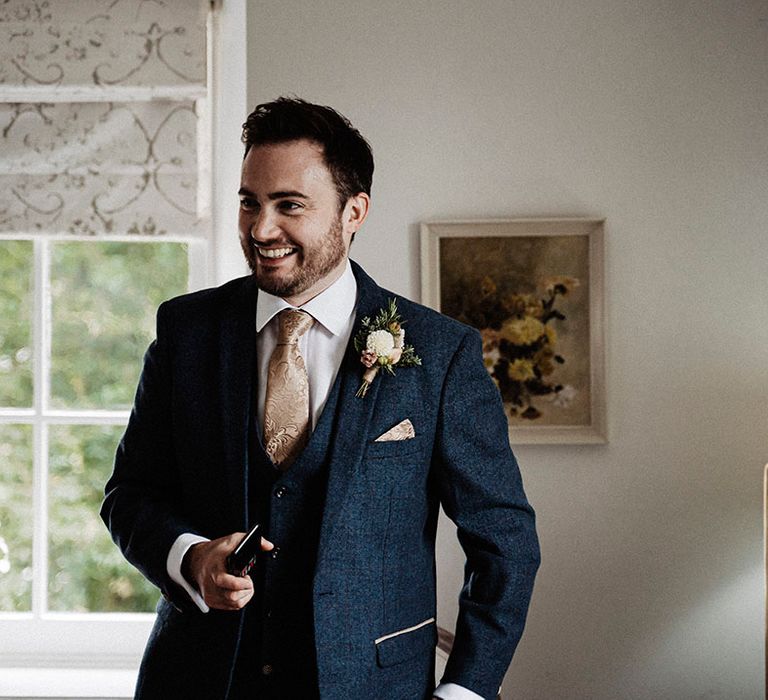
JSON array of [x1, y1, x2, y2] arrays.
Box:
[[343, 192, 370, 237]]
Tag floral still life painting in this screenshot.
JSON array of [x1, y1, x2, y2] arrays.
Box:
[[475, 274, 581, 421], [421, 219, 606, 443]]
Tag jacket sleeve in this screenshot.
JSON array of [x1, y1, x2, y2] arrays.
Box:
[[100, 301, 201, 611], [434, 328, 540, 699]]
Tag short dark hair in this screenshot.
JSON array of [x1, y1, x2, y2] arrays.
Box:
[[241, 97, 374, 209]]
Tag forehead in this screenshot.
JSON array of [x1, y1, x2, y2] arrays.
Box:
[[240, 139, 334, 193]]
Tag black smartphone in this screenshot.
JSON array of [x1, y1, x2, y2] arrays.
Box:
[[226, 523, 263, 577]]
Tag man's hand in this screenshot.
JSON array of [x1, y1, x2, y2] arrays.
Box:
[[182, 532, 274, 611]]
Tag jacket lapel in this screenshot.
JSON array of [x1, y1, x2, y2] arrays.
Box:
[[315, 261, 390, 569], [218, 276, 257, 532]]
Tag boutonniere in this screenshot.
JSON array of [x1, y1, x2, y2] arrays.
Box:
[[353, 298, 422, 397]]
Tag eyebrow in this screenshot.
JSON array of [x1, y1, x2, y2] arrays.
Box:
[[238, 187, 310, 200]]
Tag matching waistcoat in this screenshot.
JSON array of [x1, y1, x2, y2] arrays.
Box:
[[229, 373, 343, 699]]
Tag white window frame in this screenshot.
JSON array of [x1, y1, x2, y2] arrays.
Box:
[[0, 0, 248, 673]]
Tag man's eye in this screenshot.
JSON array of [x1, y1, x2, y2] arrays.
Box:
[[239, 197, 258, 210], [279, 201, 302, 212]]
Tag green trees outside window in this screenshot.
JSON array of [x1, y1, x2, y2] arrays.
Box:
[[0, 424, 33, 611], [0, 240, 188, 613], [0, 241, 33, 407], [51, 242, 188, 409]]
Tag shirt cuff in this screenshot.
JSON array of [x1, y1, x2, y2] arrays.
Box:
[[433, 682, 485, 700], [166, 532, 211, 613]]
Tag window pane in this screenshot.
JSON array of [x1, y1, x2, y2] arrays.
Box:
[[0, 424, 33, 611], [48, 424, 157, 612], [50, 242, 188, 409], [0, 240, 34, 407]]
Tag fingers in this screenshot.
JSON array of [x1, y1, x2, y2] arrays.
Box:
[[204, 574, 255, 610], [211, 570, 253, 591], [205, 586, 253, 611], [202, 568, 254, 610], [193, 531, 270, 611]]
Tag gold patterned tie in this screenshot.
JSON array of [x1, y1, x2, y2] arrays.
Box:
[[263, 309, 314, 470]]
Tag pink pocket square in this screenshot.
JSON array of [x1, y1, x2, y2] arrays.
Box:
[[374, 419, 415, 442]]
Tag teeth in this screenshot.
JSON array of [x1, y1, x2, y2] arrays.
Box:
[[258, 247, 294, 259]]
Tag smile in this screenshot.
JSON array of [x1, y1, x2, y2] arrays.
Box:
[[256, 246, 297, 259]]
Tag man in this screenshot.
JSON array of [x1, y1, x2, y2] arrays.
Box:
[[101, 97, 539, 699]]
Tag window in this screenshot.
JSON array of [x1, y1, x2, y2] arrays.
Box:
[[0, 0, 213, 667]]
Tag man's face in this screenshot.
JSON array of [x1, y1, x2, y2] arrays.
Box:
[[238, 139, 367, 305]]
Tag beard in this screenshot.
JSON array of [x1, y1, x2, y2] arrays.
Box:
[[241, 215, 347, 300]]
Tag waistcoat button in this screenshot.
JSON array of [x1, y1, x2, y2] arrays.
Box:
[[261, 664, 273, 676], [275, 486, 287, 498], [271, 546, 281, 559]]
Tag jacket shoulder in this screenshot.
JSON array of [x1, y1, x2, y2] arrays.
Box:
[[352, 260, 473, 344], [162, 275, 251, 310], [364, 289, 483, 377], [375, 287, 478, 346], [158, 275, 253, 322]]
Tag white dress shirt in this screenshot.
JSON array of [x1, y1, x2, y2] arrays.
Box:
[[254, 259, 357, 432], [165, 260, 477, 699]]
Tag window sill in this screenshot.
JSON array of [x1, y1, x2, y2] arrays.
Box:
[[0, 669, 136, 699]]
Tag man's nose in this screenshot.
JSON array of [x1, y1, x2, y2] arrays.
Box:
[[249, 210, 279, 241]]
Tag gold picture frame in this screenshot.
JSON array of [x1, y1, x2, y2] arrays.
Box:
[[421, 218, 606, 445]]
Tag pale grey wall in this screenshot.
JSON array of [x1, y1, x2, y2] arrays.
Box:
[[244, 2, 768, 698]]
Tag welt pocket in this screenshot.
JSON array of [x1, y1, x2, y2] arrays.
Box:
[[375, 617, 436, 667], [364, 435, 426, 460]]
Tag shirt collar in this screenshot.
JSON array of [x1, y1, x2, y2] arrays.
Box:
[[255, 259, 358, 336]]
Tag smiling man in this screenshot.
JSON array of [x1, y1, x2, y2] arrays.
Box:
[[102, 97, 539, 699], [237, 137, 366, 306]]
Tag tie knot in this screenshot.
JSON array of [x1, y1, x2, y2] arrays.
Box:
[[277, 309, 314, 344]]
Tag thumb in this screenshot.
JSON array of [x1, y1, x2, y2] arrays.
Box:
[[226, 531, 247, 547]]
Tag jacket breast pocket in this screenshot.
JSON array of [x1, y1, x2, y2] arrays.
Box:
[[374, 617, 436, 668], [364, 435, 426, 461]]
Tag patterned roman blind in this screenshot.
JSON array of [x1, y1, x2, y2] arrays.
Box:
[[0, 0, 209, 237]]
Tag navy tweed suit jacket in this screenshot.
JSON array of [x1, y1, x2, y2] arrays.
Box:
[[101, 261, 540, 699]]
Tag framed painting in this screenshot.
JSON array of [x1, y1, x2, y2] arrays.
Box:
[[421, 218, 606, 444]]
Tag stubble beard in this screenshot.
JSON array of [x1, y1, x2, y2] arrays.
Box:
[[242, 216, 347, 299]]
